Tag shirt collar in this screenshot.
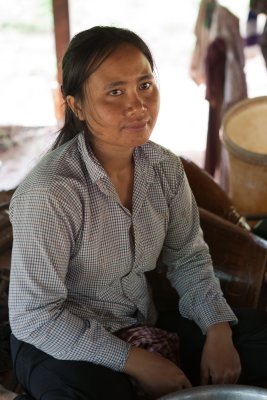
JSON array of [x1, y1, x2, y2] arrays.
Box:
[[133, 140, 168, 166], [77, 131, 168, 184], [77, 132, 107, 184]]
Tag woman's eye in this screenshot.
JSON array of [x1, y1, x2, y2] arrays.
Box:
[[108, 89, 123, 96], [140, 82, 151, 90]]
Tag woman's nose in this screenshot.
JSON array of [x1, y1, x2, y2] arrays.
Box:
[[124, 93, 146, 117]]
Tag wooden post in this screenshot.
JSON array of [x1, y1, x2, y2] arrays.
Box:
[[52, 0, 70, 124]]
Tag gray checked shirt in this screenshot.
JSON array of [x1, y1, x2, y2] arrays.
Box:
[[8, 132, 237, 371]]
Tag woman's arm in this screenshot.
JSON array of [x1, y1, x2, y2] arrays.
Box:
[[8, 189, 130, 372], [159, 159, 240, 384], [201, 322, 241, 384], [159, 162, 237, 332], [125, 347, 191, 398]]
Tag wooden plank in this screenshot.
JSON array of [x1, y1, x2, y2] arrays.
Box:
[[52, 0, 70, 122]]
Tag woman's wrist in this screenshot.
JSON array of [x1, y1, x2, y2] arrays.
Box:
[[206, 322, 232, 338]]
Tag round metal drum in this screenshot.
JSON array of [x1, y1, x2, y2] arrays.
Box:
[[158, 385, 267, 399]]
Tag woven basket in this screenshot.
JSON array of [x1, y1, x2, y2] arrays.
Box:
[[221, 96, 267, 214]]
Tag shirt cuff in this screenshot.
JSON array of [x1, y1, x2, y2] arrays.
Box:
[[192, 298, 238, 334]]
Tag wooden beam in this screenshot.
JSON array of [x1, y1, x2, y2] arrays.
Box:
[[52, 0, 70, 84], [52, 0, 70, 123]]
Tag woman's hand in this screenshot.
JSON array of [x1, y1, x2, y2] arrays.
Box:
[[200, 322, 241, 385], [124, 347, 192, 399]]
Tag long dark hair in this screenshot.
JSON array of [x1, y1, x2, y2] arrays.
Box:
[[52, 26, 155, 150]]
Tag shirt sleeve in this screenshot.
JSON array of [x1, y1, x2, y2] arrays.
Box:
[[8, 189, 131, 372], [159, 162, 238, 334]]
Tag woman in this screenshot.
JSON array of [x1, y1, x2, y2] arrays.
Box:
[[7, 26, 267, 400]]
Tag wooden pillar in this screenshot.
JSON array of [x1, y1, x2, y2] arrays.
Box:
[[52, 0, 70, 124]]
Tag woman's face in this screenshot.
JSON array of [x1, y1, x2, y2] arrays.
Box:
[[76, 44, 160, 152]]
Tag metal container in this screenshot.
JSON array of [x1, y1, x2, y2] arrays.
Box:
[[158, 385, 267, 399]]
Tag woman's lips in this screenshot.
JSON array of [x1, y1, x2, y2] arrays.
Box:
[[122, 120, 149, 131]]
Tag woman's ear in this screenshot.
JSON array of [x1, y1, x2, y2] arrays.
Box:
[[66, 95, 85, 121]]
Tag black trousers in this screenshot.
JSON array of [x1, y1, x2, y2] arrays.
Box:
[[11, 309, 267, 400], [11, 335, 137, 400]]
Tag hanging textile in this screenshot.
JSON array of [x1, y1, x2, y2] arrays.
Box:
[[250, 0, 267, 14], [261, 21, 267, 66], [247, 0, 267, 67], [190, 0, 217, 85], [245, 10, 259, 46], [208, 5, 247, 113], [206, 5, 247, 187], [190, 1, 247, 188]]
